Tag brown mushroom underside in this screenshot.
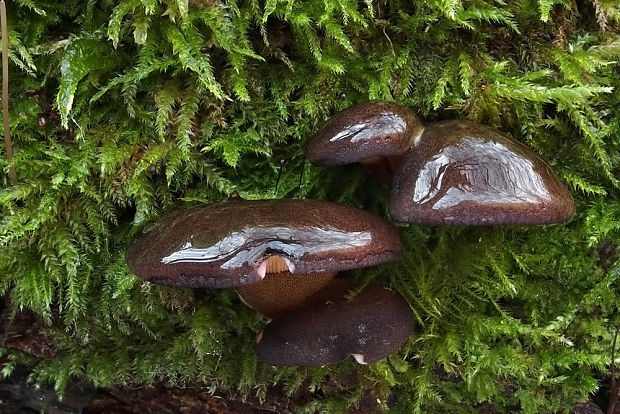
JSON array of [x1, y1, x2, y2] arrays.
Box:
[[390, 121, 575, 225], [127, 199, 402, 288], [255, 283, 415, 367], [305, 101, 424, 166], [237, 257, 335, 319]]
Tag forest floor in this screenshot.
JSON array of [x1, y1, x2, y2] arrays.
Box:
[[0, 302, 388, 413], [0, 301, 295, 413], [0, 302, 615, 413]]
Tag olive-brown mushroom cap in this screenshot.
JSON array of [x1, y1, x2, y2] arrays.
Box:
[[305, 101, 424, 166], [127, 199, 402, 288], [390, 121, 575, 225], [255, 284, 414, 367]]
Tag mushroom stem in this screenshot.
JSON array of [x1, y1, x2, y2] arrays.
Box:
[[263, 255, 293, 275], [360, 153, 408, 185]]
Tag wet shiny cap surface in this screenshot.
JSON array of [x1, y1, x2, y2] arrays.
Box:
[[390, 121, 575, 225], [127, 199, 402, 288], [255, 283, 414, 367], [305, 101, 424, 165]]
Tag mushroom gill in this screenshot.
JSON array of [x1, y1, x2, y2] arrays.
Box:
[[237, 256, 335, 319]]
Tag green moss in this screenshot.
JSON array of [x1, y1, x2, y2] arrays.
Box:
[[1, 1, 619, 412]]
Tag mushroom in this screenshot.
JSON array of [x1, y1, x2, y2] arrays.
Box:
[[255, 281, 414, 367], [389, 120, 575, 225], [127, 198, 403, 292], [305, 101, 424, 184]]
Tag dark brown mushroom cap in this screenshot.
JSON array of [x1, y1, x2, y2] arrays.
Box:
[[305, 101, 424, 166], [255, 284, 414, 367], [390, 121, 575, 225], [127, 199, 402, 288]]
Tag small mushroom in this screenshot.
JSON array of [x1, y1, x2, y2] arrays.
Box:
[[389, 121, 575, 225], [305, 101, 424, 184], [127, 199, 402, 289], [255, 282, 414, 367]]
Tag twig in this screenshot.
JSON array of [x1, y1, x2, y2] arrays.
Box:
[[382, 26, 395, 57], [1, 0, 16, 185], [296, 158, 305, 197], [274, 157, 285, 195]]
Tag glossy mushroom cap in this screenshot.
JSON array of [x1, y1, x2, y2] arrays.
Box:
[[255, 283, 414, 367], [390, 121, 575, 225], [127, 199, 402, 288], [305, 101, 424, 166]]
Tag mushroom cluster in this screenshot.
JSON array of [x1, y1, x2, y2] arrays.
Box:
[[127, 196, 414, 365], [306, 101, 575, 225], [127, 100, 575, 370]]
